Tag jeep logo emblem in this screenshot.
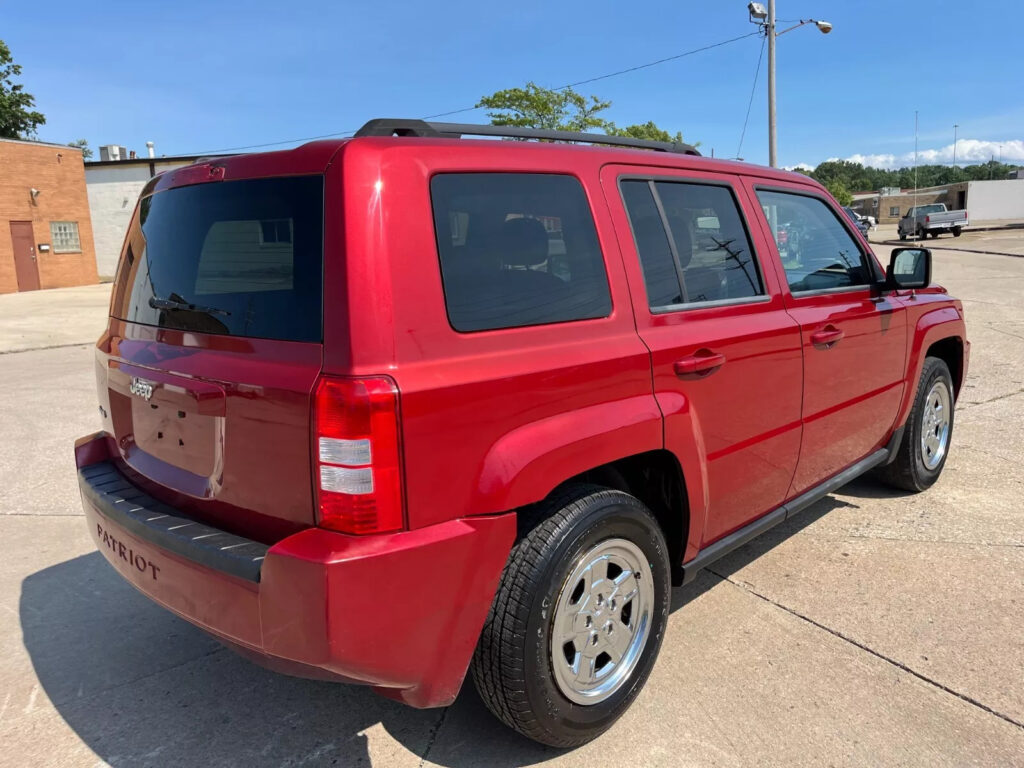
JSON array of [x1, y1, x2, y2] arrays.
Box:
[[129, 377, 155, 401]]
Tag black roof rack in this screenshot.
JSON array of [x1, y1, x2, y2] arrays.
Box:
[[354, 118, 701, 156]]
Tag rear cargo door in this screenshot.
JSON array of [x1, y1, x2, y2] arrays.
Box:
[[98, 174, 325, 542]]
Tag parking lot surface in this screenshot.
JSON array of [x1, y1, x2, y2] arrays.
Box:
[[0, 236, 1021, 767]]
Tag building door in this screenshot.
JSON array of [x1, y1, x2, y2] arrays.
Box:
[[10, 222, 40, 292], [957, 190, 966, 210]]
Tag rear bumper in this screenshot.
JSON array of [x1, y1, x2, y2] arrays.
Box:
[[74, 433, 516, 708]]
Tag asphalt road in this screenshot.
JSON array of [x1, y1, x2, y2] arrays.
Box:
[[0, 239, 1021, 767]]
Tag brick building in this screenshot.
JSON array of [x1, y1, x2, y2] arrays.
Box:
[[0, 137, 98, 293]]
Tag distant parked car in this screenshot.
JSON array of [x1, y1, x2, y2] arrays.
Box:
[[843, 206, 870, 237], [898, 204, 968, 240]]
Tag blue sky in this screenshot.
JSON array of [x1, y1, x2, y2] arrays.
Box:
[[5, 0, 1022, 168]]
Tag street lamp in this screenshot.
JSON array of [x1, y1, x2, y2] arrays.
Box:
[[748, 1, 833, 167]]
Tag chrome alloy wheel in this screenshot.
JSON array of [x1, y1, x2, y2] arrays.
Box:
[[550, 538, 654, 705], [921, 379, 952, 470]]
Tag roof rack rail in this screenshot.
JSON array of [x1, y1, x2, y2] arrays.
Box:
[[354, 118, 701, 156]]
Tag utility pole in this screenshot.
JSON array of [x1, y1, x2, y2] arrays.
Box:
[[748, 3, 830, 167], [952, 124, 958, 178], [767, 0, 777, 168], [913, 111, 919, 240]]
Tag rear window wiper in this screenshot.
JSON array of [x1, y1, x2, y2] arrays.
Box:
[[149, 295, 231, 316]]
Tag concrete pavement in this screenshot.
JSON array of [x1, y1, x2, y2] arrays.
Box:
[[0, 283, 112, 354], [0, 244, 1021, 766]]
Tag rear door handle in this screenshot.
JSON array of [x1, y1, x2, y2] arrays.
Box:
[[810, 326, 844, 348], [674, 350, 726, 377]]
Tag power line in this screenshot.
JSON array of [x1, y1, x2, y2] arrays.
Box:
[[554, 30, 760, 90], [736, 33, 767, 159], [186, 31, 761, 156]]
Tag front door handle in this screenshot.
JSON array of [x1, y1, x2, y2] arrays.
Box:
[[674, 350, 726, 377], [810, 326, 844, 348]]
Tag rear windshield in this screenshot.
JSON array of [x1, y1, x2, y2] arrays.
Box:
[[111, 175, 323, 342]]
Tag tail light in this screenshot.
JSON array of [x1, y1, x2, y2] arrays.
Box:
[[926, 215, 931, 223], [313, 376, 404, 534]]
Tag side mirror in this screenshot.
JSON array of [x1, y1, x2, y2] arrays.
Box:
[[887, 247, 931, 290]]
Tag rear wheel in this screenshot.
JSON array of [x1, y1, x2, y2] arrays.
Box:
[[953, 226, 962, 237], [471, 485, 670, 747], [878, 357, 955, 491]]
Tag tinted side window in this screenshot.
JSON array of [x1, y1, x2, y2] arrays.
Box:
[[757, 190, 871, 292], [620, 181, 682, 307], [431, 174, 611, 332], [655, 182, 762, 303], [621, 179, 763, 308]]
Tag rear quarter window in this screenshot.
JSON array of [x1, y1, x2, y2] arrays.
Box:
[[430, 173, 612, 332]]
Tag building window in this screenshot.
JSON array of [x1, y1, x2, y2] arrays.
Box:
[[889, 206, 900, 217], [50, 221, 82, 253], [258, 219, 292, 245]]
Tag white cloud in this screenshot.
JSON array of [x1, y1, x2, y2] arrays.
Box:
[[846, 153, 897, 168], [841, 139, 1023, 169], [784, 162, 814, 172]]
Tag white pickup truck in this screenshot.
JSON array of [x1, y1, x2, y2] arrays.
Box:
[[898, 203, 969, 240]]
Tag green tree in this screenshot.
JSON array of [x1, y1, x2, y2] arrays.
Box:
[[825, 180, 853, 206], [608, 120, 684, 145], [477, 82, 612, 133], [67, 138, 92, 159], [476, 83, 692, 147], [0, 40, 45, 139]]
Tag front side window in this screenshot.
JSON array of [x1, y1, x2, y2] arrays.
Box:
[[758, 190, 872, 293], [50, 221, 81, 253], [430, 173, 611, 332], [620, 179, 763, 309]]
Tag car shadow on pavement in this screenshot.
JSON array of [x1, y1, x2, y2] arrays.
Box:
[[20, 552, 564, 767], [21, 489, 872, 767], [669, 492, 858, 612]]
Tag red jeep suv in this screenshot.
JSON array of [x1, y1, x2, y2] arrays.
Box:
[[75, 119, 968, 747]]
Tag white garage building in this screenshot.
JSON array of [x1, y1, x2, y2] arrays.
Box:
[[85, 148, 212, 279]]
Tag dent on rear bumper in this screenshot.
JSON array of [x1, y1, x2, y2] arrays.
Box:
[[75, 432, 516, 708]]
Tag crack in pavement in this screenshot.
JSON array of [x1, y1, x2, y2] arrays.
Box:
[[0, 512, 83, 518], [959, 387, 1024, 410], [417, 705, 450, 767], [38, 646, 230, 715], [707, 568, 1024, 732], [0, 342, 95, 356], [793, 530, 1024, 549]]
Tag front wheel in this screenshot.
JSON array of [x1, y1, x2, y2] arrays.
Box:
[[471, 485, 670, 747], [899, 232, 908, 241], [877, 357, 955, 491]]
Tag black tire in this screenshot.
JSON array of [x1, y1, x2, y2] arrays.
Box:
[[877, 357, 955, 491], [471, 484, 670, 747], [953, 227, 962, 237], [899, 232, 908, 241]]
